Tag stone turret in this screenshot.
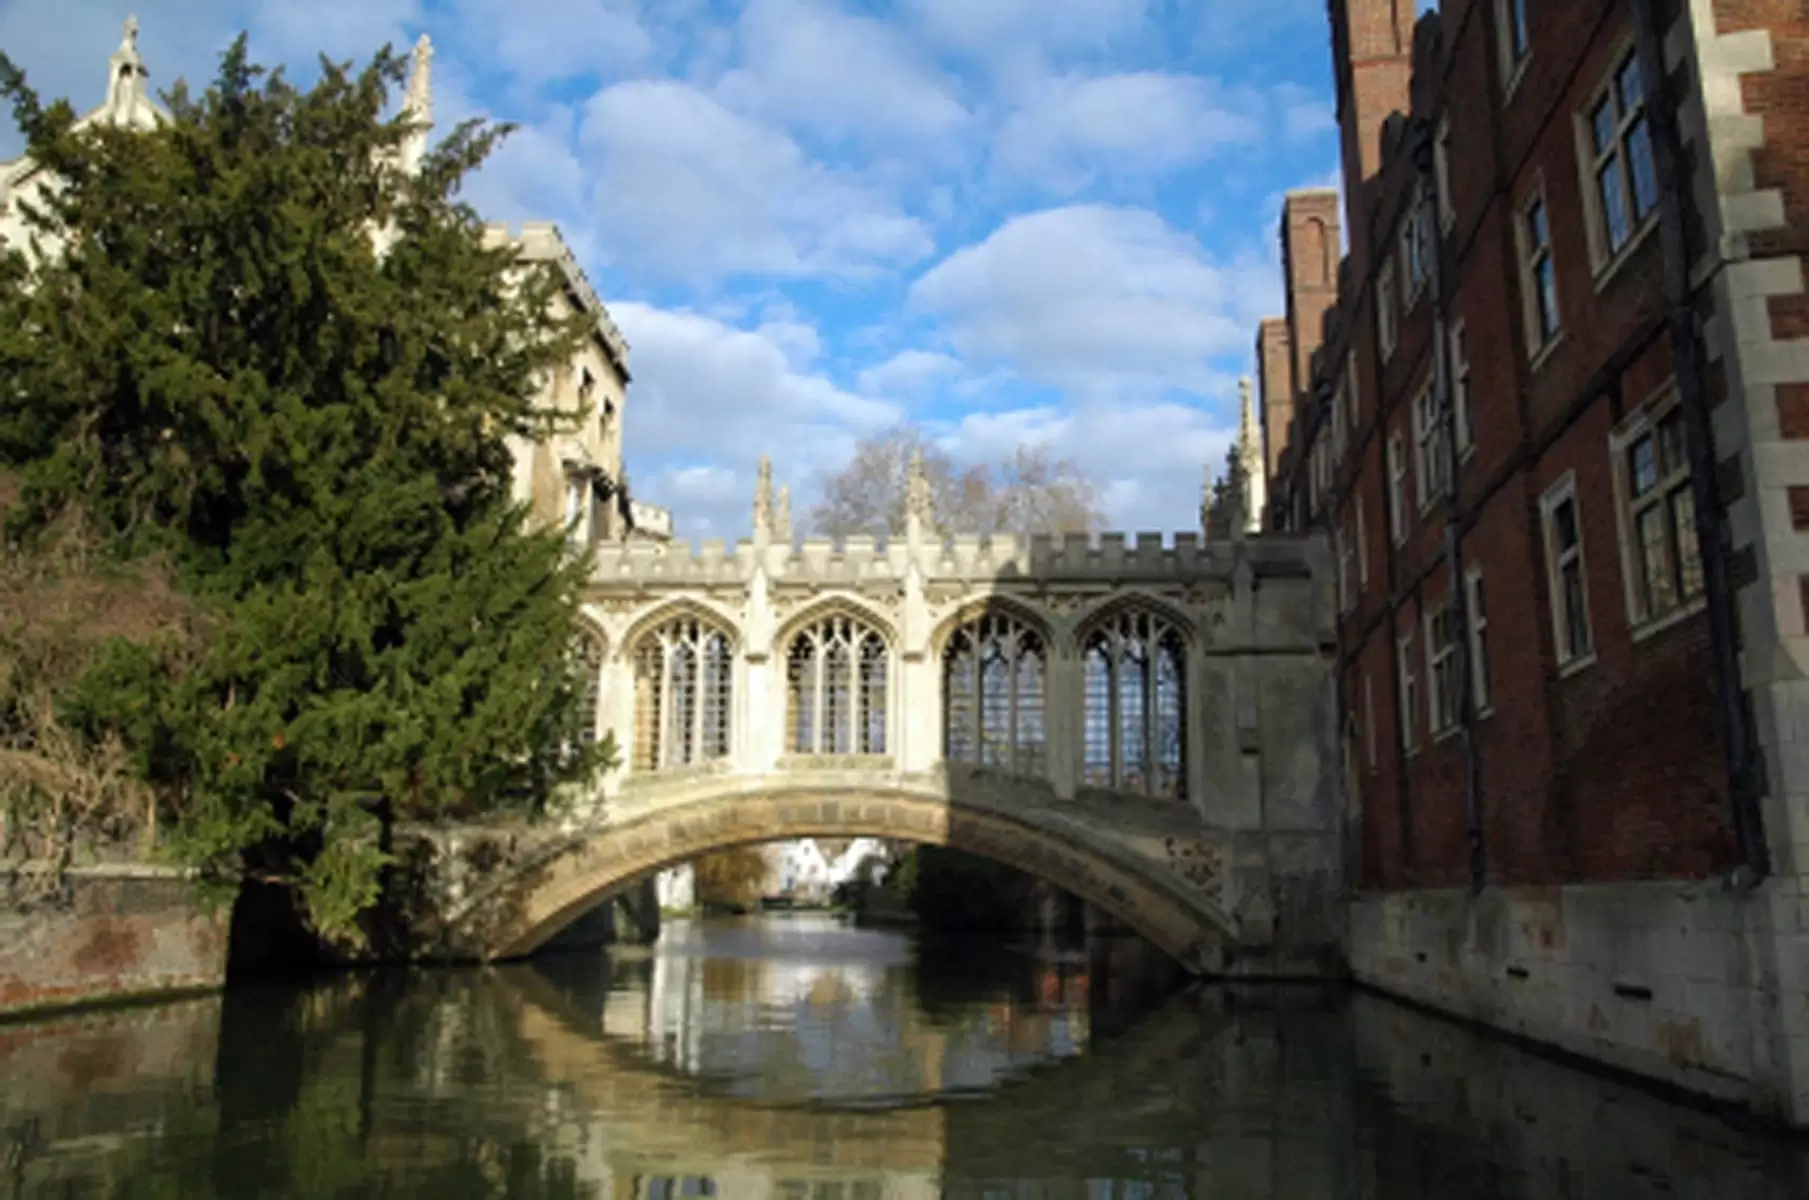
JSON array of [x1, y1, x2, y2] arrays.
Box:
[[752, 456, 775, 544], [399, 34, 433, 176], [904, 449, 934, 547], [102, 16, 151, 125], [774, 484, 793, 544], [1234, 376, 1266, 537]]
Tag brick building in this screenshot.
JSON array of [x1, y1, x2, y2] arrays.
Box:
[[1258, 0, 1809, 1125]]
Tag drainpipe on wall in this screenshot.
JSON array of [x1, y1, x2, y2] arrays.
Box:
[[1411, 116, 1486, 894], [1628, 0, 1769, 887]]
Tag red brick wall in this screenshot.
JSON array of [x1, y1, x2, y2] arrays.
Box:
[[1257, 318, 1294, 483], [1318, 0, 1740, 895]]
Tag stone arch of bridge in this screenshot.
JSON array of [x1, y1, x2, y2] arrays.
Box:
[[451, 787, 1233, 974], [617, 596, 744, 660]]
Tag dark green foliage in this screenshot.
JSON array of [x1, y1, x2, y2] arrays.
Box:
[[897, 845, 1042, 933], [0, 37, 618, 943]]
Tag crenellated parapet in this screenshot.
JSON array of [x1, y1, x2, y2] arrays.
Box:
[[589, 529, 1328, 592]]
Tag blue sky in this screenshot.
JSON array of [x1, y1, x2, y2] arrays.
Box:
[[0, 0, 1406, 539]]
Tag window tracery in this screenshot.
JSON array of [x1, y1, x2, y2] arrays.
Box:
[[1080, 607, 1187, 799], [785, 612, 889, 755], [631, 614, 733, 771], [942, 610, 1048, 777]]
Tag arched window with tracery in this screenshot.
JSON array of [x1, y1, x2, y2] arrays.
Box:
[[631, 614, 734, 771], [1080, 607, 1187, 799], [943, 610, 1048, 777], [576, 633, 605, 748], [786, 612, 889, 756]]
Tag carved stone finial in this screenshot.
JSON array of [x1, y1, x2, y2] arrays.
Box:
[[906, 448, 933, 526], [105, 14, 148, 120], [774, 484, 792, 543], [752, 456, 774, 539], [1233, 376, 1265, 537], [405, 33, 434, 121]]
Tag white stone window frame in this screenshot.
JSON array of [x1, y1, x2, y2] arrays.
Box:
[[1424, 597, 1461, 740], [1387, 429, 1409, 546], [1575, 36, 1661, 285], [1515, 177, 1563, 366], [1449, 318, 1475, 459], [1397, 627, 1420, 754], [631, 615, 738, 773], [1464, 563, 1493, 716], [1399, 186, 1433, 310], [1377, 260, 1398, 362], [1609, 382, 1707, 641], [941, 608, 1051, 778], [784, 610, 895, 758], [1497, 0, 1532, 97], [1356, 494, 1370, 589], [1411, 373, 1450, 514], [1539, 471, 1597, 676], [1434, 114, 1455, 232]]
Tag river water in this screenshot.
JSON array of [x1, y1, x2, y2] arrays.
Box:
[[3, 912, 1808, 1198]]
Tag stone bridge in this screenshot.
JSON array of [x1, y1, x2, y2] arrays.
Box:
[[417, 494, 1344, 978]]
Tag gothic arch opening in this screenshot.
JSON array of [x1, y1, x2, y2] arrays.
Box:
[[942, 608, 1049, 778], [574, 629, 605, 751], [631, 614, 734, 771], [460, 791, 1229, 973], [1078, 605, 1188, 800], [784, 610, 891, 756]]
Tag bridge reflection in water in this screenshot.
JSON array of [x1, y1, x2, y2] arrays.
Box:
[[2, 915, 1807, 1198]]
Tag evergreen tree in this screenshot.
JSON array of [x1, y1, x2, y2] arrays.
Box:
[[0, 39, 618, 943]]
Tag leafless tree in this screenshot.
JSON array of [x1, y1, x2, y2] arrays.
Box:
[[806, 424, 1104, 540]]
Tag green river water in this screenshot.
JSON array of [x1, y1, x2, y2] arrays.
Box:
[[2, 912, 1807, 1198]]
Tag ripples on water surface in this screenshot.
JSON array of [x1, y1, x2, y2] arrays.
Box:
[[2, 912, 1807, 1198]]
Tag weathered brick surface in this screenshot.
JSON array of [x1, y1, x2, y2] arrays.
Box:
[[0, 869, 230, 1017], [1309, 1, 1740, 901], [1294, 0, 1809, 1126]]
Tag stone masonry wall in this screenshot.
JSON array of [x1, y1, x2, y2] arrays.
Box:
[[1350, 883, 1766, 1104], [0, 867, 231, 1018]]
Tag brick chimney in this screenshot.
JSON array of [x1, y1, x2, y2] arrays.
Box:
[[1327, 0, 1416, 262], [1255, 318, 1293, 485], [1281, 189, 1343, 411]]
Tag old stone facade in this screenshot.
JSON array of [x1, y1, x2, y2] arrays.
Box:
[[417, 456, 1345, 977], [1261, 0, 1809, 1127]]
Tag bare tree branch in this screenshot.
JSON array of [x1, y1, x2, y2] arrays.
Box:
[[806, 424, 1105, 540]]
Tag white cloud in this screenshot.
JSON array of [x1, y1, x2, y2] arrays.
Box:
[[715, 0, 970, 146], [246, 0, 423, 68], [903, 0, 1152, 57], [612, 301, 903, 537], [908, 205, 1279, 398], [442, 0, 651, 82], [993, 71, 1263, 192], [579, 80, 936, 283], [856, 349, 964, 397], [1273, 82, 1336, 141], [934, 398, 1235, 533]]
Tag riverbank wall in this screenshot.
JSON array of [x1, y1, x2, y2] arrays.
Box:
[[0, 866, 231, 1018], [1348, 880, 1809, 1124]]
